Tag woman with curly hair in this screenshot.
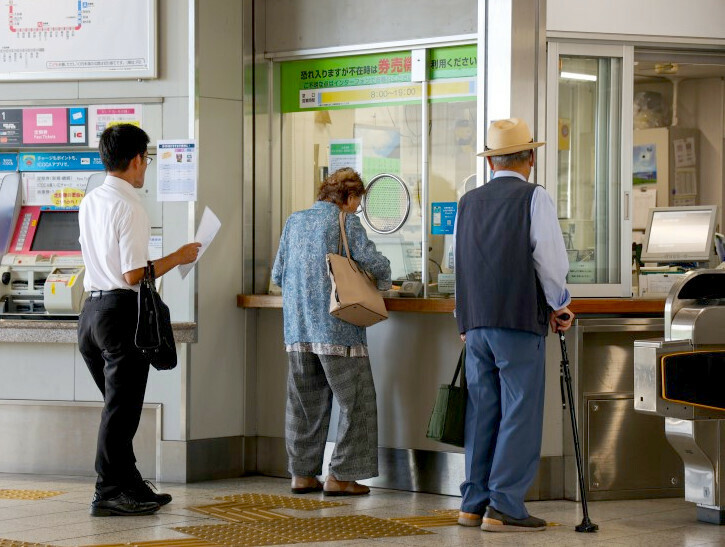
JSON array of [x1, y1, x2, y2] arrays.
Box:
[[272, 167, 391, 496]]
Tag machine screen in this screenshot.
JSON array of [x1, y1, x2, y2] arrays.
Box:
[[646, 210, 712, 255], [641, 205, 718, 263], [30, 210, 81, 252]]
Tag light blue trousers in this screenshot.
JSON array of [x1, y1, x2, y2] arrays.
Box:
[[460, 327, 546, 520]]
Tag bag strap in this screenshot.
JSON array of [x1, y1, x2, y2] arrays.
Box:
[[337, 211, 344, 255], [450, 346, 467, 390], [143, 260, 156, 284], [337, 211, 359, 273]]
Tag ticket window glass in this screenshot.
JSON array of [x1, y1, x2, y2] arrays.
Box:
[[429, 100, 476, 279], [281, 104, 423, 283], [547, 43, 634, 297], [278, 46, 476, 290]]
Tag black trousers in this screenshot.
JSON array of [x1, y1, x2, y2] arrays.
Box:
[[78, 290, 150, 498]]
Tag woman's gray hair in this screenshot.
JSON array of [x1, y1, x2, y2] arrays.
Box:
[[490, 149, 532, 170]]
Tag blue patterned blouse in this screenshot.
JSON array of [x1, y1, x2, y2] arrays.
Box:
[[272, 200, 392, 347]]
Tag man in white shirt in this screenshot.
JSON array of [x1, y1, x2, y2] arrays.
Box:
[[78, 124, 200, 517]]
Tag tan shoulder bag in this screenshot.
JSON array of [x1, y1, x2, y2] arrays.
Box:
[[326, 211, 388, 327]]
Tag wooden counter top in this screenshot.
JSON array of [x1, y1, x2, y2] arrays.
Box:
[[237, 294, 665, 315]]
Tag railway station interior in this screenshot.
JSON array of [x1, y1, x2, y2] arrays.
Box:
[[0, 0, 724, 545]]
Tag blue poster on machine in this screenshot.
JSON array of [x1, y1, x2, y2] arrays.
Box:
[[18, 151, 103, 171], [431, 201, 457, 235], [0, 153, 17, 171]]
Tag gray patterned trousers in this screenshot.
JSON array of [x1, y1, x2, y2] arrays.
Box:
[[285, 352, 378, 481]]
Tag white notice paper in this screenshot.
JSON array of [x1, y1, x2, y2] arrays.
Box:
[[178, 207, 221, 279], [22, 171, 94, 206], [633, 186, 657, 230], [329, 139, 363, 174], [157, 139, 198, 201], [673, 137, 696, 168]]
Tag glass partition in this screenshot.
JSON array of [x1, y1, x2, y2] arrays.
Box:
[[547, 43, 633, 297], [429, 100, 476, 280], [281, 104, 423, 283]]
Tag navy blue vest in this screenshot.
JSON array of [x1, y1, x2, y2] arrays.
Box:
[[455, 177, 549, 336]]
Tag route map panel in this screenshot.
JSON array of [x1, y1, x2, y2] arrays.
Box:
[[1, 0, 156, 81]]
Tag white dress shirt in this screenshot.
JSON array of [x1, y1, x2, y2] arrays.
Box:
[[79, 175, 150, 292], [453, 170, 571, 311]]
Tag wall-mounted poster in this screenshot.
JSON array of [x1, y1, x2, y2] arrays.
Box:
[[633, 143, 657, 185], [0, 0, 156, 81], [353, 125, 401, 184], [157, 140, 198, 202]]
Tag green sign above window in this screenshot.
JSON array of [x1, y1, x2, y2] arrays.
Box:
[[280, 45, 477, 113]]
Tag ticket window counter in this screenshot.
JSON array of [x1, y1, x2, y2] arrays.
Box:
[[274, 45, 477, 298]]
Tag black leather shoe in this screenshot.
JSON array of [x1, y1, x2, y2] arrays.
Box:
[[89, 492, 160, 517], [128, 480, 172, 506]]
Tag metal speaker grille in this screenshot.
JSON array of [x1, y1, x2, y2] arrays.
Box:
[[361, 173, 411, 234]]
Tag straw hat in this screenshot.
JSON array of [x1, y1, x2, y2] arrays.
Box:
[[477, 118, 545, 157]]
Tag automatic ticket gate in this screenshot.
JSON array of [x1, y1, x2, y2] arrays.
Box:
[[634, 269, 725, 524]]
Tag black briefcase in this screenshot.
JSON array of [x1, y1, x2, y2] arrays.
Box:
[[135, 261, 177, 370]]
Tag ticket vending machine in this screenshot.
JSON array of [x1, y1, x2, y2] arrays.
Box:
[[0, 147, 161, 318], [0, 205, 86, 317]]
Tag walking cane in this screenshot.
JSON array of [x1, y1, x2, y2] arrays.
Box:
[[557, 313, 598, 533]]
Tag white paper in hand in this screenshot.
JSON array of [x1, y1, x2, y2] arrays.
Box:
[[179, 206, 221, 279]]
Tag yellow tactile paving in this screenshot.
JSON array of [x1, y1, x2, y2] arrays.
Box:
[[188, 502, 291, 523], [172, 523, 296, 546], [0, 540, 57, 547], [430, 508, 459, 517], [176, 515, 433, 545], [388, 514, 459, 527], [245, 515, 434, 540], [0, 490, 65, 500], [213, 493, 345, 511], [85, 540, 223, 547]]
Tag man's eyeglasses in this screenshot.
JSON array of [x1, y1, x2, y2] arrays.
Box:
[[142, 154, 154, 165]]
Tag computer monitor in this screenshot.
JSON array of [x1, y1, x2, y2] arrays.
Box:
[[30, 210, 81, 253], [640, 205, 718, 263]]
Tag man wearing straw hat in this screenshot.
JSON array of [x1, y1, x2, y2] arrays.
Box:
[[454, 118, 573, 532]]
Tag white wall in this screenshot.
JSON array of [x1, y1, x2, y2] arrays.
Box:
[[188, 0, 246, 440], [264, 0, 477, 54], [548, 0, 725, 40], [679, 78, 725, 228]]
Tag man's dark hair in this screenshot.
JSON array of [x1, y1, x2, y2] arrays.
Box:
[[98, 124, 150, 172]]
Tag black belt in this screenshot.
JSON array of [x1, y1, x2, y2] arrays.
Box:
[[88, 289, 135, 299]]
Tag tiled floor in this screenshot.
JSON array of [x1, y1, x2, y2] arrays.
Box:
[[0, 473, 723, 546]]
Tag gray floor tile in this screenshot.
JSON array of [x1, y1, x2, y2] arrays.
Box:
[[0, 473, 723, 547]]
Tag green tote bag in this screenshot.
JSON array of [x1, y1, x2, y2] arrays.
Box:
[[426, 346, 467, 447]]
